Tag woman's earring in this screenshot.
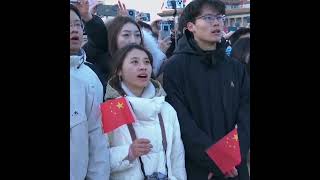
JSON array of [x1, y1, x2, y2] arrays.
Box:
[[118, 75, 122, 81]]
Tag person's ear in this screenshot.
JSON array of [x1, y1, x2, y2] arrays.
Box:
[[187, 22, 195, 33], [117, 70, 122, 77]]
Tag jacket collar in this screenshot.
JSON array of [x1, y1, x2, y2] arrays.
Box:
[[126, 95, 165, 122], [105, 77, 167, 122], [121, 81, 156, 98], [175, 31, 226, 67], [70, 49, 86, 68]]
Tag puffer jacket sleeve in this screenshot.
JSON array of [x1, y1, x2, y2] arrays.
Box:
[[169, 106, 187, 180], [108, 143, 139, 172], [85, 81, 110, 180]]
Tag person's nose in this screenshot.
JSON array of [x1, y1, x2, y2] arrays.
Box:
[[70, 25, 79, 34], [212, 19, 220, 26], [129, 35, 136, 44], [138, 63, 147, 70]]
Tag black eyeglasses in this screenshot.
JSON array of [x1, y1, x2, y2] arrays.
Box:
[[196, 14, 226, 23]]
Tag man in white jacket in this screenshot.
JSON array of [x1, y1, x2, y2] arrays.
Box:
[[70, 3, 110, 180]]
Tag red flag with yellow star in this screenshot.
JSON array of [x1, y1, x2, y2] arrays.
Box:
[[100, 97, 136, 133], [206, 128, 241, 174]]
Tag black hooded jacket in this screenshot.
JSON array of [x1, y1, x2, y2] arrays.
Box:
[[163, 31, 250, 180]]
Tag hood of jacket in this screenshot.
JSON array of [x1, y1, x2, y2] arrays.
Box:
[[105, 77, 166, 100], [173, 31, 226, 67]]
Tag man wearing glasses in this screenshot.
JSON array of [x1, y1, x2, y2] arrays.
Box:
[[70, 3, 110, 180], [163, 0, 250, 179]]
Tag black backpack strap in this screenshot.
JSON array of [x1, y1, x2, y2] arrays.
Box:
[[158, 113, 168, 176], [158, 113, 167, 152]]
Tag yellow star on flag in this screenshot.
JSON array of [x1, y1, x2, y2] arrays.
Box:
[[232, 134, 238, 141], [116, 102, 124, 109]]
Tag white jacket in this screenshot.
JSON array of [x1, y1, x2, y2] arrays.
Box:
[[70, 50, 110, 180], [104, 79, 187, 180]]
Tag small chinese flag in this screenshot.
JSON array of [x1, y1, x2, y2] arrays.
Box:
[[100, 97, 136, 133], [206, 128, 241, 174]]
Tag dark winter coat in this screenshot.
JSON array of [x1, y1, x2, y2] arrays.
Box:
[[163, 31, 250, 180]]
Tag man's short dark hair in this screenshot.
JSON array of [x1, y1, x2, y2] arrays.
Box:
[[137, 20, 153, 32], [181, 0, 225, 25]]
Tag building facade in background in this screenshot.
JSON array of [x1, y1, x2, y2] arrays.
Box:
[[223, 0, 250, 31], [158, 0, 250, 32]]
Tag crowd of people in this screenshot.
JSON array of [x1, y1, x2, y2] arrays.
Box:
[[70, 0, 250, 179]]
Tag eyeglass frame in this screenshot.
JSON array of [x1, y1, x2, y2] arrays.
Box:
[[70, 20, 84, 30], [196, 14, 226, 24]]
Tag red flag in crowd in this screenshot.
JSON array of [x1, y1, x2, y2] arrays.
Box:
[[206, 128, 241, 174], [100, 97, 136, 133]]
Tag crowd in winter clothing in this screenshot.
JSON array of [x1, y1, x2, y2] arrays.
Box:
[[70, 0, 250, 179]]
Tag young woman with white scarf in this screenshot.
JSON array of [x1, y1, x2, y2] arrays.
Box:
[[104, 44, 186, 180]]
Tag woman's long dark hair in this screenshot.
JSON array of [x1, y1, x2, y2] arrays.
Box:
[[108, 16, 144, 58], [108, 44, 154, 96]]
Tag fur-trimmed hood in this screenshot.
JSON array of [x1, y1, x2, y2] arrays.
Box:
[[104, 77, 166, 100], [142, 29, 167, 77]]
